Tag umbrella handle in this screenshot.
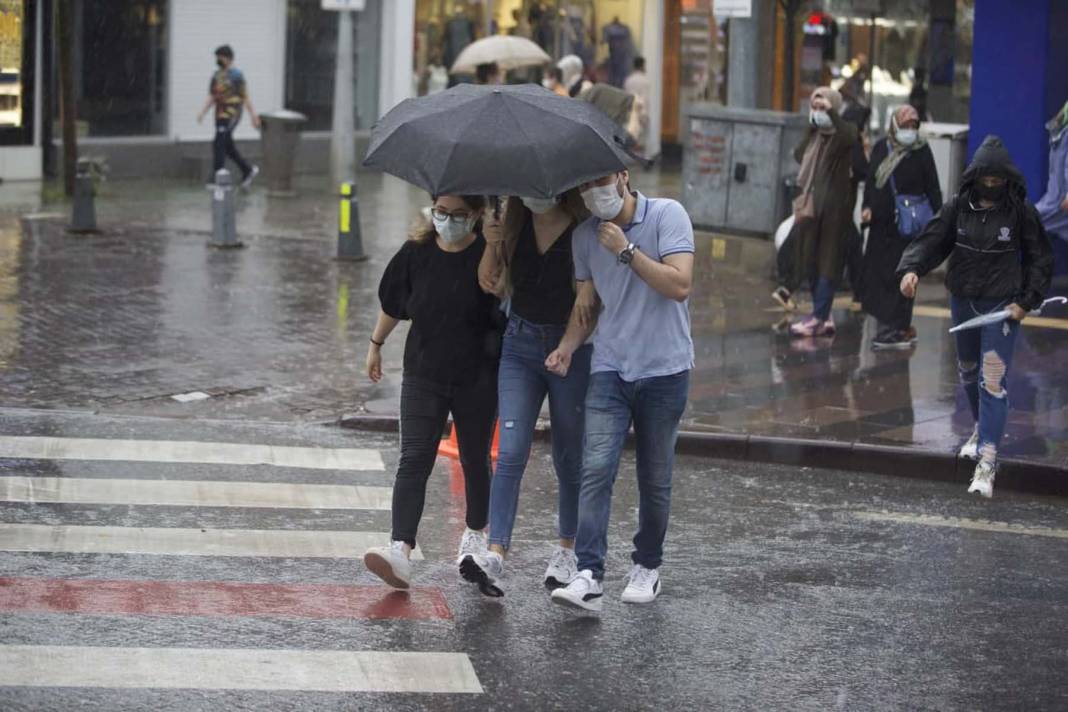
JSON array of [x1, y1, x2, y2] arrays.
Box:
[[1033, 296, 1068, 314]]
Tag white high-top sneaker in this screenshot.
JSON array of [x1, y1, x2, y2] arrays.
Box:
[[363, 540, 411, 589], [967, 460, 997, 499], [959, 427, 980, 460]]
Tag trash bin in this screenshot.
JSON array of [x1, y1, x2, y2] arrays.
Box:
[[259, 109, 308, 197], [920, 122, 969, 201], [682, 104, 808, 236]]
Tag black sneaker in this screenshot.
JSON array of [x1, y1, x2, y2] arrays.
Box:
[[872, 331, 913, 351]]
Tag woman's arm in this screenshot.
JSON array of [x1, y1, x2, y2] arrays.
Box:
[[545, 280, 599, 377], [1015, 206, 1055, 313], [897, 199, 958, 294], [366, 310, 401, 383]]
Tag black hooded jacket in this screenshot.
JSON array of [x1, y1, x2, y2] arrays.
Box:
[[897, 135, 1053, 311]]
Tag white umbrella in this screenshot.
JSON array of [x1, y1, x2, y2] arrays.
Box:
[[948, 297, 1067, 333], [449, 35, 551, 75]]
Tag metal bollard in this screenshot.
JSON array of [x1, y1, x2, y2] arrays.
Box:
[[209, 169, 243, 249], [336, 182, 367, 262], [69, 158, 98, 233]]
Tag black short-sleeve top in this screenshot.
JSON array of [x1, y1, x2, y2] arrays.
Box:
[[378, 235, 498, 385]]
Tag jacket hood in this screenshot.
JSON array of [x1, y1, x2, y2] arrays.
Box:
[[960, 135, 1027, 201]]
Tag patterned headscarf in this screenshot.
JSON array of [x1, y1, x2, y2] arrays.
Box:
[[874, 104, 927, 189]]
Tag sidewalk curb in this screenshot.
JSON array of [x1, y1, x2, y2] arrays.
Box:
[[337, 414, 1067, 498]]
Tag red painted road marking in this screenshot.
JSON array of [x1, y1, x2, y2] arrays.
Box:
[[0, 577, 452, 621]]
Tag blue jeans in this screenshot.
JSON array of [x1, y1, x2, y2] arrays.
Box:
[[575, 370, 690, 581], [950, 296, 1021, 461], [487, 316, 592, 550], [812, 277, 837, 321]]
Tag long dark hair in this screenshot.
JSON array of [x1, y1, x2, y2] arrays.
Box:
[[408, 194, 488, 244]]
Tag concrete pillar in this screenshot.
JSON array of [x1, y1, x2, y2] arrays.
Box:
[[641, 0, 664, 158], [379, 0, 415, 118]]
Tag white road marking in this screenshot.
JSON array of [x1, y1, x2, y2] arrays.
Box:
[[0, 476, 392, 510], [171, 391, 211, 403], [0, 523, 422, 559], [0, 436, 384, 471], [0, 646, 482, 693], [853, 511, 1068, 539]]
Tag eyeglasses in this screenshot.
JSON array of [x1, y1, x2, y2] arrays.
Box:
[[431, 208, 473, 222]]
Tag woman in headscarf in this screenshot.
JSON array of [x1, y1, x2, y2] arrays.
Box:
[[860, 104, 943, 349], [774, 86, 860, 337], [1036, 100, 1068, 242], [557, 54, 592, 98]]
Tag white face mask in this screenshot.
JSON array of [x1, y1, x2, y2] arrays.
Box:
[[581, 178, 625, 221], [895, 128, 918, 146], [810, 110, 832, 129], [432, 213, 477, 244], [521, 196, 557, 214]]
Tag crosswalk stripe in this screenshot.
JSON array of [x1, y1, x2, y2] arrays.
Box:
[[0, 577, 451, 620], [0, 524, 422, 559], [0, 645, 483, 693], [853, 511, 1068, 539], [0, 436, 384, 471], [0, 476, 392, 510]]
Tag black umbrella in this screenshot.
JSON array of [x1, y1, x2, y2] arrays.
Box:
[[363, 83, 630, 199]]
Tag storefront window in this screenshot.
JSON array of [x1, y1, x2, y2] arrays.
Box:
[[0, 0, 34, 145], [285, 0, 381, 131], [58, 1, 167, 137], [784, 0, 974, 134], [413, 1, 645, 96]]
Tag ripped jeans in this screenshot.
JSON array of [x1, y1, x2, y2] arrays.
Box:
[[951, 296, 1021, 462], [487, 316, 592, 550]]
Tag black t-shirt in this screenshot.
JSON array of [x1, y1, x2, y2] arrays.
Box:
[[509, 215, 577, 326], [378, 236, 498, 385]]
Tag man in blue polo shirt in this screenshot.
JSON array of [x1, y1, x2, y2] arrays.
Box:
[[546, 169, 695, 613]]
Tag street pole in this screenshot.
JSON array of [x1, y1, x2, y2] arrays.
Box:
[[56, 0, 77, 197], [330, 9, 356, 187]]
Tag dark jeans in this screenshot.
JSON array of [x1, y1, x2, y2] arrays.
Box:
[[950, 296, 1020, 461], [812, 276, 837, 322], [213, 118, 251, 179], [575, 370, 690, 580], [487, 316, 592, 550], [392, 371, 498, 547]]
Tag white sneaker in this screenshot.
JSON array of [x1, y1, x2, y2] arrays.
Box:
[[363, 540, 411, 589], [621, 564, 662, 604], [459, 551, 504, 598], [240, 164, 259, 188], [959, 427, 980, 460], [550, 569, 603, 612], [455, 528, 487, 564], [543, 546, 578, 588], [968, 460, 996, 499]]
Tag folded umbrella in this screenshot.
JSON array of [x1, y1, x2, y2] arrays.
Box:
[[450, 35, 551, 75], [948, 297, 1067, 333], [363, 83, 630, 199]]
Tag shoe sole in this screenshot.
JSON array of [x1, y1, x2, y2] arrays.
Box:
[[543, 575, 571, 591], [959, 450, 979, 461], [968, 488, 993, 499], [550, 591, 602, 612], [363, 552, 410, 590], [459, 556, 504, 598]]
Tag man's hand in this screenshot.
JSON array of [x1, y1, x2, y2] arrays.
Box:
[[1006, 303, 1027, 322], [900, 272, 919, 299], [545, 347, 572, 377], [861, 207, 872, 224], [597, 222, 628, 256], [1061, 196, 1068, 213], [251, 114, 261, 130]]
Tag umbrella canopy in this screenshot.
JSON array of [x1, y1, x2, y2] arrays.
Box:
[[450, 35, 551, 75], [363, 83, 630, 199], [948, 297, 1067, 333]]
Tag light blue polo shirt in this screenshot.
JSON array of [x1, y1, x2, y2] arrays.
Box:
[[572, 192, 696, 382]]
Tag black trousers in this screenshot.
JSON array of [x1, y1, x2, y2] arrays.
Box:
[[392, 370, 498, 547], [213, 118, 251, 178]]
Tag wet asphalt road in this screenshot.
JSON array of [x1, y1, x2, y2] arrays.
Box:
[[0, 410, 1065, 710]]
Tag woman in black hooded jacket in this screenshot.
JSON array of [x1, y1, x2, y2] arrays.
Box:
[[897, 135, 1053, 499]]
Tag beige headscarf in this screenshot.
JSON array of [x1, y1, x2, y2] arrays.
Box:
[[793, 87, 842, 218]]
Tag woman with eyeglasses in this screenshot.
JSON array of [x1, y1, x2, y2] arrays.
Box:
[[363, 194, 500, 589]]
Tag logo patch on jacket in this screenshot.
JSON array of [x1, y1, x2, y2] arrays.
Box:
[[998, 227, 1012, 242]]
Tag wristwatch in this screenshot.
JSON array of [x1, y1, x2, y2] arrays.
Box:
[[618, 242, 638, 265]]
